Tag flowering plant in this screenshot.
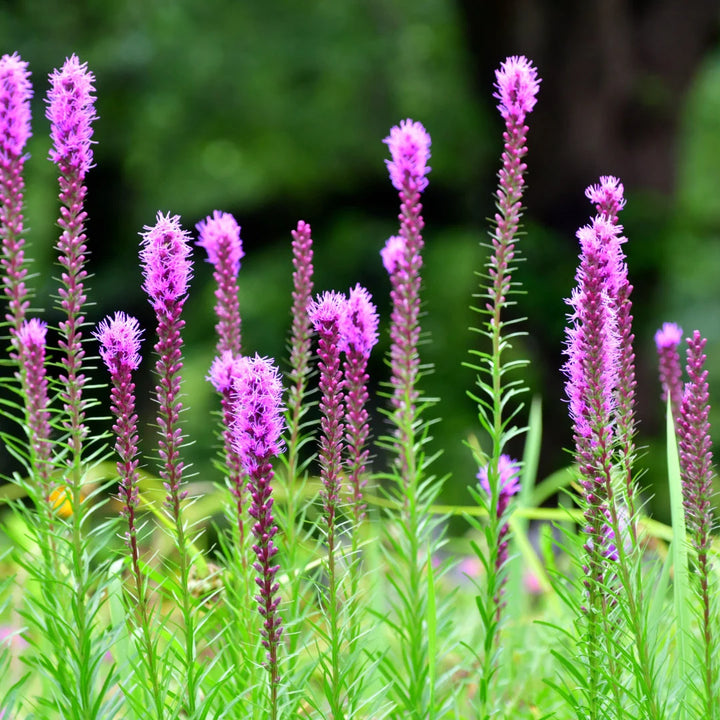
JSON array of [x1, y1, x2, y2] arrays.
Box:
[[0, 49, 717, 720]]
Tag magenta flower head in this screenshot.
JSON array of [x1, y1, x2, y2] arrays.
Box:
[[140, 212, 193, 313], [585, 175, 626, 222], [383, 118, 431, 193], [655, 321, 684, 420], [17, 316, 47, 348], [309, 290, 347, 333], [208, 350, 243, 395], [232, 354, 285, 472], [477, 454, 521, 500], [340, 284, 379, 358], [46, 54, 97, 174], [94, 312, 143, 373], [0, 52, 32, 158], [196, 210, 244, 275], [381, 235, 406, 276], [494, 55, 540, 121]]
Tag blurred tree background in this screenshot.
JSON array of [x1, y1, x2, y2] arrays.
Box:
[[2, 0, 720, 522]]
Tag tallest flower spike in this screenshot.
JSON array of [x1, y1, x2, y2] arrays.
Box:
[[46, 55, 97, 459], [0, 53, 33, 339], [382, 118, 430, 419]]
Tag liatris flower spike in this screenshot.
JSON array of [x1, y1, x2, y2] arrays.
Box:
[[655, 322, 684, 423], [340, 283, 379, 520], [309, 290, 348, 521], [196, 210, 244, 355], [208, 350, 248, 551], [15, 319, 53, 496], [94, 312, 143, 536], [46, 55, 98, 457], [232, 354, 285, 707], [477, 454, 521, 593], [383, 120, 430, 416], [0, 52, 33, 337]]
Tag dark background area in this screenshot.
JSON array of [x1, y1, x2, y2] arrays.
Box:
[[2, 0, 720, 521]]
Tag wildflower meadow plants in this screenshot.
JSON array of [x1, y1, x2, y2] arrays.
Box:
[[0, 48, 718, 720]]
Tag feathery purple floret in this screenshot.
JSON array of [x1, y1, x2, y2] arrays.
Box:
[[196, 210, 244, 273], [0, 53, 32, 159], [477, 454, 521, 510], [208, 350, 243, 395], [46, 55, 96, 174], [196, 210, 243, 355], [380, 235, 406, 276], [231, 354, 285, 473], [655, 321, 684, 421], [140, 212, 193, 312], [340, 283, 379, 358], [494, 55, 540, 120], [94, 312, 143, 372], [383, 119, 431, 193], [586, 175, 626, 223]]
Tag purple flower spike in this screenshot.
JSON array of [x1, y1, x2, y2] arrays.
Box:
[[309, 291, 348, 519], [677, 331, 714, 543], [288, 221, 314, 390], [46, 55, 97, 175], [655, 321, 684, 422], [196, 210, 243, 355], [232, 354, 285, 687], [494, 55, 540, 121], [232, 354, 285, 474], [140, 212, 193, 314], [16, 319, 53, 492], [93, 313, 144, 549], [1, 53, 33, 337], [585, 175, 626, 223], [341, 285, 379, 521], [383, 118, 431, 193], [1, 52, 32, 158], [477, 454, 521, 611]]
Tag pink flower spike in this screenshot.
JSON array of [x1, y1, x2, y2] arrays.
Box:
[[340, 284, 379, 358], [232, 354, 285, 473], [46, 54, 97, 174], [381, 235, 406, 275], [655, 321, 684, 421], [0, 52, 32, 158], [93, 312, 143, 373], [494, 55, 540, 120], [383, 118, 431, 193], [140, 212, 193, 312], [17, 316, 47, 348], [196, 210, 244, 275], [477, 454, 521, 501]]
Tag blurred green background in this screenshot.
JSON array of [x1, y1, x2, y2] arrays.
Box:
[[2, 0, 720, 521]]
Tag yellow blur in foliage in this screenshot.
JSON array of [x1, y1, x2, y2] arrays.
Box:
[[49, 485, 79, 518]]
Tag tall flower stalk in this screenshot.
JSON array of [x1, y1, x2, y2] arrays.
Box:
[[308, 290, 347, 719], [564, 214, 660, 719], [94, 313, 165, 719], [677, 331, 718, 717], [283, 220, 315, 550], [467, 56, 539, 712], [139, 211, 198, 715], [196, 210, 244, 355], [231, 354, 286, 720], [46, 54, 97, 466], [0, 52, 33, 342], [655, 321, 684, 423]]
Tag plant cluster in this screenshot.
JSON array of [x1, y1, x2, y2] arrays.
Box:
[[0, 49, 717, 720]]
